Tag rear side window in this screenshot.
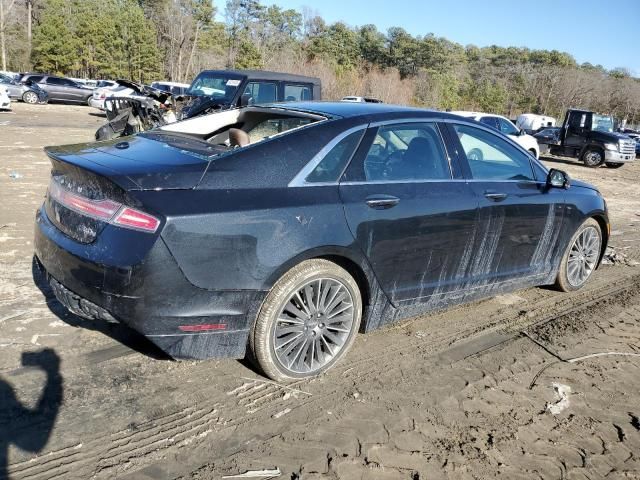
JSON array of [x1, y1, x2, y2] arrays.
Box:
[[284, 84, 312, 102], [305, 130, 364, 183], [360, 123, 450, 182], [452, 124, 534, 181], [46, 77, 74, 86]]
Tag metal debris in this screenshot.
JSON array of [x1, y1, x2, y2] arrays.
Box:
[[8, 171, 23, 179]]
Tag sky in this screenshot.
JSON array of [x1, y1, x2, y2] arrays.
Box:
[[259, 0, 640, 76]]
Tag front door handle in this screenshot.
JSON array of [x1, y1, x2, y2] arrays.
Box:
[[366, 195, 400, 210], [484, 191, 508, 202]]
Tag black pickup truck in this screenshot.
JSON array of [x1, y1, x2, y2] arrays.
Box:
[[536, 108, 636, 168]]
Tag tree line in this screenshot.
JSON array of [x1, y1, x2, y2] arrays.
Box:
[[1, 0, 639, 124]]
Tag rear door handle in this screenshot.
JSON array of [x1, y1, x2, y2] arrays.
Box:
[[365, 195, 400, 210], [484, 191, 508, 202]]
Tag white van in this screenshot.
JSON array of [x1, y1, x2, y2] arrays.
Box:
[[516, 113, 556, 134]]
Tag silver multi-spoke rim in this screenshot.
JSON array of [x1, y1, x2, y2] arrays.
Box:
[[24, 92, 37, 104], [567, 226, 600, 287], [273, 278, 355, 374]]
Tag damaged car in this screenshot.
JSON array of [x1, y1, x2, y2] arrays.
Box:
[[34, 102, 609, 382], [95, 80, 178, 140], [0, 73, 48, 104], [95, 71, 321, 140]]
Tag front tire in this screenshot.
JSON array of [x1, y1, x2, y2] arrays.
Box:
[[605, 162, 624, 169], [582, 147, 605, 168], [22, 91, 38, 104], [250, 259, 362, 382], [555, 218, 602, 292]]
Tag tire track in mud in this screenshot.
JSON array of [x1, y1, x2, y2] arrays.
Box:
[[7, 271, 640, 479]]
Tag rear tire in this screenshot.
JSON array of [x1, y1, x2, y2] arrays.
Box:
[[605, 162, 624, 169], [554, 218, 602, 292], [250, 259, 362, 382], [582, 147, 605, 168]]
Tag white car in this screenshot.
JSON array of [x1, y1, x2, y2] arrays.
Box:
[[89, 84, 135, 110], [150, 81, 190, 96], [341, 96, 383, 103], [0, 86, 11, 110], [450, 111, 540, 158]]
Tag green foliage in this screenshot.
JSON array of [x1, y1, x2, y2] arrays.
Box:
[[32, 0, 159, 80], [32, 0, 77, 74]]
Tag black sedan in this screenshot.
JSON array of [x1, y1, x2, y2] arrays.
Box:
[[34, 102, 609, 381]]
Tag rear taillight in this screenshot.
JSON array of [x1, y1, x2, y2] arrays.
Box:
[[113, 207, 160, 232], [48, 180, 160, 233]]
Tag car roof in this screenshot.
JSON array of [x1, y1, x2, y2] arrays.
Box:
[[196, 69, 321, 84], [449, 111, 508, 121], [265, 101, 465, 121]]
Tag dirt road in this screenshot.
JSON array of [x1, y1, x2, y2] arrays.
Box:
[[1, 103, 639, 480]]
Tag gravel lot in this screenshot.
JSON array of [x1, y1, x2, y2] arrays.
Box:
[[1, 103, 640, 480]]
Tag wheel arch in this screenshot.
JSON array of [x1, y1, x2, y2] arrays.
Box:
[[589, 212, 609, 268], [262, 245, 390, 332]]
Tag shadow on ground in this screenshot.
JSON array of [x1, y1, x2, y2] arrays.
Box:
[[0, 349, 62, 480]]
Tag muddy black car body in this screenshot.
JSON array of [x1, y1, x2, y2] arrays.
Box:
[[34, 102, 609, 380]]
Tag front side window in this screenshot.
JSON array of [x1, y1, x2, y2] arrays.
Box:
[[306, 130, 364, 183], [244, 82, 277, 104], [361, 123, 450, 182], [452, 124, 534, 181], [284, 84, 312, 102], [498, 118, 519, 136]]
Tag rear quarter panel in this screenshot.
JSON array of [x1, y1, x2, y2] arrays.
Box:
[[138, 118, 369, 292]]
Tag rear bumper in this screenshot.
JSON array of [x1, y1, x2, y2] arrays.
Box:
[[34, 206, 265, 359], [605, 151, 635, 163]]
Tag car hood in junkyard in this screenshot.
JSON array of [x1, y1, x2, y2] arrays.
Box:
[[45, 132, 227, 191]]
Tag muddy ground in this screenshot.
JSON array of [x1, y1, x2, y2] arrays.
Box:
[[1, 103, 640, 480]]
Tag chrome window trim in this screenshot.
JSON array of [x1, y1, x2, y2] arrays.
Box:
[[288, 124, 368, 187], [288, 115, 547, 188], [340, 179, 543, 186]]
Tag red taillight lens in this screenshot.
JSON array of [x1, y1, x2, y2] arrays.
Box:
[[49, 181, 120, 220], [48, 180, 160, 233], [113, 207, 160, 232]]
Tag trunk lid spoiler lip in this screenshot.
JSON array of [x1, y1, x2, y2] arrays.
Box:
[[44, 142, 213, 192]]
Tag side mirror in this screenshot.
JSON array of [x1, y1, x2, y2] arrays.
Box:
[[547, 168, 570, 189], [239, 93, 252, 107], [519, 128, 526, 136]]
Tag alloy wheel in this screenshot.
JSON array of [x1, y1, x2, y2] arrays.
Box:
[[272, 277, 355, 375], [567, 226, 600, 287], [23, 91, 38, 104]]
